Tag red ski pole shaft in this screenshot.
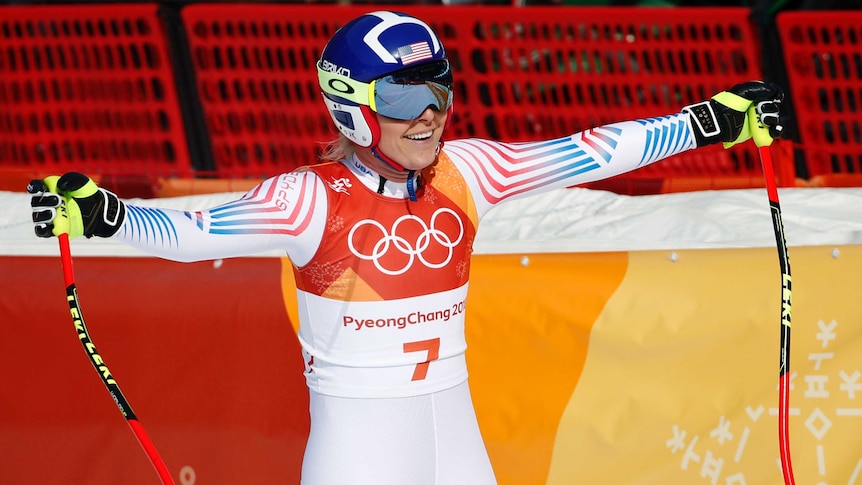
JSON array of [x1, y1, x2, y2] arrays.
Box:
[[757, 145, 795, 485], [58, 233, 175, 485]]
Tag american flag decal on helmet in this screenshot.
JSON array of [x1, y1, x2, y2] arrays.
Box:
[[398, 41, 432, 65]]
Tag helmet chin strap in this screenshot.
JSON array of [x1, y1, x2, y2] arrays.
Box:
[[370, 142, 443, 202], [370, 146, 406, 172]]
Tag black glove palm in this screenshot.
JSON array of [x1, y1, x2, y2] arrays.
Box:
[[684, 81, 784, 148], [28, 172, 126, 239]]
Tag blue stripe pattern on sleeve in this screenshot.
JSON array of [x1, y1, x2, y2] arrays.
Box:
[[123, 206, 179, 248], [637, 116, 691, 167]]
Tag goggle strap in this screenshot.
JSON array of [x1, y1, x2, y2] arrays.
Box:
[[317, 68, 373, 106]]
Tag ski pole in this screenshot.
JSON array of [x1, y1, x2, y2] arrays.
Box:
[[58, 233, 176, 485], [757, 144, 795, 485]]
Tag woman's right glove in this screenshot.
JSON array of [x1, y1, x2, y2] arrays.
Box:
[[27, 172, 126, 239], [683, 80, 784, 148]]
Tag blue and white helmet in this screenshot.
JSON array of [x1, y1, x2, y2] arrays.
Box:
[[317, 11, 453, 148]]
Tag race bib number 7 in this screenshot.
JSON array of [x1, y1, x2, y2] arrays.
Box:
[[403, 338, 440, 381]]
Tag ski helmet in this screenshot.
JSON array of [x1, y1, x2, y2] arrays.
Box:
[[317, 11, 454, 149]]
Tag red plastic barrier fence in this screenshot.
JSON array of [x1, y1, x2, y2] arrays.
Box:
[[180, 4, 339, 179], [777, 10, 862, 178], [3, 4, 825, 195], [0, 4, 192, 181]]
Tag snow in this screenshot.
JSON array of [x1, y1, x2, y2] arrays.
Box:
[[2, 187, 862, 257]]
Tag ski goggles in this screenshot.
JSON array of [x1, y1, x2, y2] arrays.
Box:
[[318, 60, 453, 121]]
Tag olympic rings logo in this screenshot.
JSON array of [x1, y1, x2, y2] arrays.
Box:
[[348, 208, 464, 276]]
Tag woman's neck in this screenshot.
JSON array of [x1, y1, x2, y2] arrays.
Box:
[[353, 147, 411, 182], [345, 154, 418, 199]]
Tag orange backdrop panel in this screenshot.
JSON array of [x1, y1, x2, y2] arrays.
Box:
[[0, 256, 307, 485], [465, 252, 628, 484]]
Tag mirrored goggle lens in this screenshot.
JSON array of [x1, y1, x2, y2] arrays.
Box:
[[370, 62, 453, 120], [371, 81, 453, 120]]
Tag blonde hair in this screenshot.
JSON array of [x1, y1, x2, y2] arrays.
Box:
[[319, 133, 356, 162]]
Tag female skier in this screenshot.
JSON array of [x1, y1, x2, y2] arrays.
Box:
[[29, 10, 783, 485]]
